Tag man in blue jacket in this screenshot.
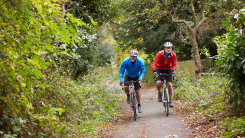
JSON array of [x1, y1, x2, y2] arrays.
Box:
[[119, 50, 145, 113]]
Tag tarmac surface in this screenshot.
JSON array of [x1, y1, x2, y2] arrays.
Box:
[[101, 83, 193, 138]]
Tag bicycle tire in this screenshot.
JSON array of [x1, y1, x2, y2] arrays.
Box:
[[164, 88, 169, 116], [134, 106, 137, 121], [131, 92, 134, 110], [131, 91, 137, 121]]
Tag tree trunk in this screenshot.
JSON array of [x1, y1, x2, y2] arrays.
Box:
[[190, 30, 202, 79], [173, 0, 207, 79]]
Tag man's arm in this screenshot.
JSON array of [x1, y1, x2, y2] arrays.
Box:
[[172, 54, 177, 76], [152, 52, 160, 77], [139, 60, 145, 81]]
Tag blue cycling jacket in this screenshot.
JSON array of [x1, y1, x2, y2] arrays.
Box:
[[119, 57, 145, 81]]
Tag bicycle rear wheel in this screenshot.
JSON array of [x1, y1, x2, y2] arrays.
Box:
[[164, 88, 169, 116]]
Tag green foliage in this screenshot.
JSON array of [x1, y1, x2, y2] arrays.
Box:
[[174, 71, 227, 119], [213, 8, 245, 106], [174, 71, 245, 136], [0, 0, 120, 137], [112, 0, 180, 59], [220, 116, 245, 138], [113, 0, 245, 62], [67, 0, 122, 24]]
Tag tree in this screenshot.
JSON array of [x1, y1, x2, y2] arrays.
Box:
[[113, 0, 244, 79], [112, 0, 181, 61], [172, 0, 207, 79], [54, 0, 123, 79]]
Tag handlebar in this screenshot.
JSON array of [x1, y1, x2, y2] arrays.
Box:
[[121, 79, 141, 90], [155, 73, 175, 81], [124, 80, 140, 84], [159, 73, 171, 76]]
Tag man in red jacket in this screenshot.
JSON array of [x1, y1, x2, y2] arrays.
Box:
[[152, 42, 177, 107]]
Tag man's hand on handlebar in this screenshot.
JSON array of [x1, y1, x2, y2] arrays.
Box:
[[153, 70, 159, 78], [172, 69, 176, 77], [138, 79, 142, 84]]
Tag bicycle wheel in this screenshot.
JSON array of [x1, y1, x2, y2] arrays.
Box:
[[164, 88, 169, 116], [131, 93, 137, 121], [131, 92, 135, 110], [134, 105, 137, 121]]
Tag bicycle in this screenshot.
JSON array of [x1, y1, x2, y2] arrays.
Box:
[[158, 73, 173, 116], [122, 80, 140, 121]]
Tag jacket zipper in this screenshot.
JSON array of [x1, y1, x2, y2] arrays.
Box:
[[162, 51, 167, 70], [164, 58, 167, 70]]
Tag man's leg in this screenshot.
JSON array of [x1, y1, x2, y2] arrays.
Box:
[[156, 80, 162, 102], [135, 89, 140, 104], [134, 78, 142, 113], [124, 74, 131, 104], [156, 80, 162, 92], [167, 82, 174, 107], [135, 89, 142, 113], [124, 86, 130, 104], [167, 82, 173, 99], [124, 86, 129, 95]]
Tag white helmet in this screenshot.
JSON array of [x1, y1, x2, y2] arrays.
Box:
[[164, 42, 173, 47], [129, 50, 138, 56]]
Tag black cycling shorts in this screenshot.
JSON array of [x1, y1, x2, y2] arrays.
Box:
[[124, 74, 141, 90], [156, 69, 172, 82]]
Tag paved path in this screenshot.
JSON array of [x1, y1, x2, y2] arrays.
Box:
[[101, 83, 193, 138]]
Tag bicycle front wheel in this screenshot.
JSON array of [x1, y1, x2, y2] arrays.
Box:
[[164, 88, 169, 116], [134, 106, 137, 121], [131, 92, 137, 121]]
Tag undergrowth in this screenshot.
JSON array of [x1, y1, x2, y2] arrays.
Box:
[[0, 69, 120, 138], [174, 70, 245, 137]]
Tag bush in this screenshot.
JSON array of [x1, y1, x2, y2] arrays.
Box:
[[0, 69, 120, 137], [220, 116, 245, 138], [213, 8, 245, 106], [174, 71, 227, 119]]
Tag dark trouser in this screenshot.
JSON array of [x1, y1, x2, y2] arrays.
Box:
[[156, 69, 172, 82], [124, 74, 141, 90]]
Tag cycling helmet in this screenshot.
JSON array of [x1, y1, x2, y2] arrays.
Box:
[[164, 42, 173, 47], [129, 50, 139, 56]]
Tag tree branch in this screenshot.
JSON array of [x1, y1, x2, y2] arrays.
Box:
[[0, 0, 10, 7], [200, 0, 205, 19], [61, 2, 66, 19], [191, 0, 197, 27], [174, 20, 193, 32], [61, 1, 73, 18], [196, 17, 207, 31], [66, 8, 72, 13]]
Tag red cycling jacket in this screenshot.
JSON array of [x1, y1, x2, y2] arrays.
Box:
[[152, 50, 177, 71]]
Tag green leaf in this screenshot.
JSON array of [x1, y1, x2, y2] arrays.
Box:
[[236, 60, 242, 69], [14, 126, 21, 132], [237, 100, 241, 106], [17, 0, 22, 9], [59, 108, 65, 116], [221, 21, 228, 27], [242, 60, 245, 69]]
